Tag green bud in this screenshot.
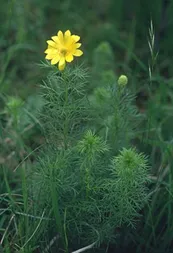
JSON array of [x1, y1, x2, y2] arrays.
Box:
[[6, 97, 23, 110], [118, 75, 128, 86]]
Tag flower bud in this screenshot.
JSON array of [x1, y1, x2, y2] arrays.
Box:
[[118, 75, 128, 86]]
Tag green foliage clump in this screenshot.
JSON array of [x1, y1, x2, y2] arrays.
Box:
[[106, 148, 149, 226], [29, 64, 149, 252], [89, 79, 140, 154]]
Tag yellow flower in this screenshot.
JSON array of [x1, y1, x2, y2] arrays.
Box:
[[44, 30, 83, 71]]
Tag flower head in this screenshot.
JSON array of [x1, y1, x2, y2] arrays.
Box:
[[118, 75, 128, 86], [44, 30, 83, 71]]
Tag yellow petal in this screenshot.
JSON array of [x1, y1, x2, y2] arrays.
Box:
[[57, 30, 64, 43], [65, 30, 71, 37], [59, 57, 65, 68], [58, 62, 66, 71], [51, 36, 59, 43], [44, 49, 49, 53], [44, 48, 57, 54], [75, 43, 81, 48], [45, 54, 55, 60], [51, 55, 60, 65], [65, 54, 74, 62], [73, 49, 83, 56], [47, 40, 57, 47], [72, 35, 80, 42], [65, 37, 74, 47]]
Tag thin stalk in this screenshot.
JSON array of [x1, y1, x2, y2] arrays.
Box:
[[3, 166, 15, 208], [50, 170, 66, 251], [63, 77, 69, 150], [63, 208, 68, 252], [20, 164, 29, 242], [146, 203, 157, 249], [85, 167, 90, 199]]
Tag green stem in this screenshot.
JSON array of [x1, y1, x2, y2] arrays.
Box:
[[85, 167, 90, 199], [63, 77, 69, 150], [50, 174, 66, 250], [63, 208, 68, 252]]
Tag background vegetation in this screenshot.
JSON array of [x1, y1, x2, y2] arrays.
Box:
[[0, 0, 172, 253]]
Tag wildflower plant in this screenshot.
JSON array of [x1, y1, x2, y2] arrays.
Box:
[[29, 30, 150, 252]]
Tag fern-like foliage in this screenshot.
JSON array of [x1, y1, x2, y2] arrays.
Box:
[[89, 81, 141, 154], [102, 148, 150, 227], [30, 63, 150, 252], [77, 130, 109, 165], [40, 64, 90, 147]]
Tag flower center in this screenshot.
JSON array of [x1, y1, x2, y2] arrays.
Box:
[[60, 48, 67, 56]]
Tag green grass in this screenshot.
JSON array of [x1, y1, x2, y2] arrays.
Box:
[[0, 0, 172, 252]]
